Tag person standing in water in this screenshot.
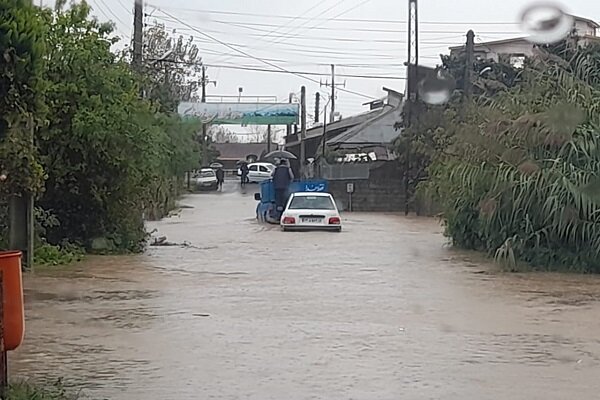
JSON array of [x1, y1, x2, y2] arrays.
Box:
[[240, 163, 249, 186], [216, 167, 225, 191], [272, 159, 294, 211]]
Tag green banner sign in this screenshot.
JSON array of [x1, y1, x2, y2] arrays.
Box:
[[178, 102, 299, 125]]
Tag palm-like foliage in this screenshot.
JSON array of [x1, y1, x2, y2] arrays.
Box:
[[423, 44, 600, 272]]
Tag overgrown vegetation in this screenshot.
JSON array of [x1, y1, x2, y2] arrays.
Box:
[[7, 380, 78, 400], [403, 41, 600, 272], [0, 0, 212, 259]]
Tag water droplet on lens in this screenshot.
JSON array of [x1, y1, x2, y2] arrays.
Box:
[[520, 3, 574, 44], [418, 69, 455, 105]]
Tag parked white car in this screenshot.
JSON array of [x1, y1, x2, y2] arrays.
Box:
[[195, 168, 218, 190], [280, 192, 342, 232], [238, 162, 275, 183]]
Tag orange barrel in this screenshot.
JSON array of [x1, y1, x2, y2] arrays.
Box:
[[0, 251, 25, 351]]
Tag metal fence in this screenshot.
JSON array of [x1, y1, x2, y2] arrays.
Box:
[[320, 162, 370, 180]]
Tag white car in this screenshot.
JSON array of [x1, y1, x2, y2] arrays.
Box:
[[280, 192, 342, 232], [195, 168, 218, 190], [238, 162, 275, 183]]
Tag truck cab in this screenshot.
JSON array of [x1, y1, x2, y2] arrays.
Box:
[[255, 179, 329, 224]]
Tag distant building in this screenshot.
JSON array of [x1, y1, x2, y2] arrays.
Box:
[[449, 15, 600, 67], [212, 142, 278, 171], [285, 87, 403, 163]]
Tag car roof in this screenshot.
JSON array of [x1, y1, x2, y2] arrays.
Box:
[[249, 162, 274, 166], [291, 192, 333, 197], [200, 168, 214, 171]]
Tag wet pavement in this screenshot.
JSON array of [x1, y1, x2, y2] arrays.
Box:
[[10, 181, 600, 399]]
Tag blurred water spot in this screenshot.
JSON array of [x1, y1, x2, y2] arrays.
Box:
[[418, 70, 455, 105], [520, 3, 573, 44]]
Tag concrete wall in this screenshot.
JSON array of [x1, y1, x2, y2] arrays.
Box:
[[325, 161, 443, 215], [328, 161, 406, 212]]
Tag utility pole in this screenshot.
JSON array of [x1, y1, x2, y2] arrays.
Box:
[[286, 92, 293, 137], [132, 0, 143, 70], [199, 65, 216, 169], [321, 105, 328, 159], [314, 92, 320, 123], [300, 86, 307, 177], [320, 64, 345, 123], [405, 0, 419, 216], [464, 30, 475, 101], [267, 125, 272, 153], [201, 65, 207, 102], [330, 64, 335, 123]]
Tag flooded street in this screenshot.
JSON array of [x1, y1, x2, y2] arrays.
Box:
[[10, 181, 600, 399]]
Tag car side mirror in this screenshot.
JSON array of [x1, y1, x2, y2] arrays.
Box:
[[254, 193, 261, 201]]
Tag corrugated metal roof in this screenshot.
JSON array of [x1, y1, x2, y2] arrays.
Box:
[[326, 105, 403, 148], [285, 107, 386, 147]]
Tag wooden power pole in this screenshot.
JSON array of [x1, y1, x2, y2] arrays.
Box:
[[404, 0, 419, 216], [133, 0, 143, 69], [300, 86, 306, 176], [464, 30, 475, 100], [330, 64, 335, 123], [314, 92, 320, 123]]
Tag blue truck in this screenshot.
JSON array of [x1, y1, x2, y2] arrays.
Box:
[[254, 179, 329, 224]]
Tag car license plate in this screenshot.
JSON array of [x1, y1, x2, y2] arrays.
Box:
[[302, 217, 322, 223]]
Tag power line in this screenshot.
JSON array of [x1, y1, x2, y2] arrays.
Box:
[[211, 0, 371, 65], [155, 9, 376, 100], [268, 0, 373, 47], [201, 63, 406, 80], [93, 0, 128, 27], [150, 59, 405, 80], [115, 0, 132, 15], [152, 15, 521, 38], [212, 0, 340, 65], [153, 17, 471, 44], [147, 5, 519, 25]]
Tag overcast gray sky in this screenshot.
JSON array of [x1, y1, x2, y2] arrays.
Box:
[[43, 0, 600, 135]]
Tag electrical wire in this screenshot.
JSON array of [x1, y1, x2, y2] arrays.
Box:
[[155, 9, 377, 100], [93, 0, 128, 27], [151, 59, 404, 79], [210, 0, 346, 65], [153, 17, 470, 44], [147, 5, 519, 26], [267, 0, 373, 47], [213, 0, 364, 65], [153, 14, 522, 38], [201, 63, 406, 80]]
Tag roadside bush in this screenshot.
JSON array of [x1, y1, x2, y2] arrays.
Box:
[[422, 55, 600, 271], [7, 380, 79, 400]]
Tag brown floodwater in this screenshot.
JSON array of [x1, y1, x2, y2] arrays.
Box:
[[9, 182, 600, 399]]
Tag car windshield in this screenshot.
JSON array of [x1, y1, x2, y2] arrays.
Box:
[[200, 170, 215, 177], [288, 195, 335, 210]]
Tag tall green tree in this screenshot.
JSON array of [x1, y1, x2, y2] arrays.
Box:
[[0, 0, 46, 198], [37, 2, 199, 250], [142, 21, 202, 113]]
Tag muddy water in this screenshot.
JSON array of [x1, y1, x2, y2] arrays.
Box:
[[10, 182, 600, 399]]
